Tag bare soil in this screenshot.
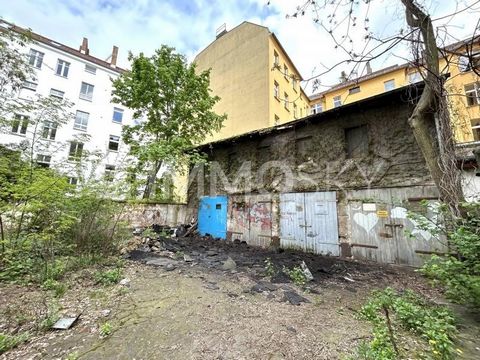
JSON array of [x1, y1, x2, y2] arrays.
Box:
[[1, 236, 479, 360]]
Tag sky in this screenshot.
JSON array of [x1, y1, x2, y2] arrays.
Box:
[[1, 0, 479, 94]]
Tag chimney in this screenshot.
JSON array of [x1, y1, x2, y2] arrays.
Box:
[[110, 45, 118, 67], [366, 61, 372, 75], [216, 23, 227, 39], [79, 37, 89, 55]]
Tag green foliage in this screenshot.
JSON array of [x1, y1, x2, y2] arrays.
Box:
[[264, 257, 276, 277], [141, 228, 158, 239], [111, 45, 226, 198], [42, 279, 67, 298], [65, 351, 79, 360], [99, 322, 113, 337], [0, 147, 130, 284], [418, 202, 480, 309], [0, 332, 30, 355], [94, 268, 123, 286], [174, 250, 185, 260], [283, 265, 307, 286], [354, 288, 457, 360]]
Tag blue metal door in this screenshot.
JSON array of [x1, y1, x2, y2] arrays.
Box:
[[198, 196, 228, 239]]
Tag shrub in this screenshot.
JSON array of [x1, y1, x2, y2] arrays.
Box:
[[94, 268, 123, 286], [283, 265, 307, 286], [264, 257, 276, 277], [354, 288, 458, 360], [0, 332, 30, 354]]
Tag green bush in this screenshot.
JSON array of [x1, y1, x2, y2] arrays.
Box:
[[354, 288, 457, 360], [94, 268, 123, 286], [283, 265, 307, 286], [419, 202, 480, 309], [0, 332, 30, 354]]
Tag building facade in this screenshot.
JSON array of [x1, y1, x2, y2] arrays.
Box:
[[194, 22, 310, 142], [309, 37, 480, 144], [0, 20, 133, 185]]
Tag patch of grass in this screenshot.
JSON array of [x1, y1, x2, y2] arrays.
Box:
[[0, 332, 30, 354], [352, 287, 457, 359], [174, 251, 185, 260], [94, 268, 122, 286], [65, 351, 79, 360], [99, 322, 113, 337], [42, 279, 67, 298], [282, 265, 307, 286]]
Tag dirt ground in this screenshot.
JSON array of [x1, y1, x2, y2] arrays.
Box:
[[1, 236, 479, 360]]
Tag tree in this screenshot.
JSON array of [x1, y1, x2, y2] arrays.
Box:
[[112, 45, 226, 199], [283, 0, 475, 217]]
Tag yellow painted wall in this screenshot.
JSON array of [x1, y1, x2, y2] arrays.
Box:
[[194, 22, 270, 142], [310, 46, 480, 144], [267, 36, 310, 126]]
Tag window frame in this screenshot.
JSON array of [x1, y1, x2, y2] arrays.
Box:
[[471, 118, 480, 142], [73, 110, 89, 131], [108, 135, 120, 152], [273, 51, 279, 67], [465, 83, 480, 107], [79, 82, 94, 101], [284, 64, 289, 81], [333, 95, 342, 108], [41, 120, 58, 140], [112, 107, 124, 123], [68, 177, 78, 186], [11, 114, 29, 135], [311, 103, 323, 115], [384, 79, 395, 91], [50, 88, 65, 99], [284, 92, 289, 110], [36, 154, 51, 168], [22, 81, 38, 91], [104, 165, 116, 182], [55, 59, 70, 78], [68, 141, 84, 161], [273, 81, 279, 100], [28, 49, 44, 69], [85, 64, 97, 74], [348, 86, 360, 95]]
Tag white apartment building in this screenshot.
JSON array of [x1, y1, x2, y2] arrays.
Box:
[[0, 20, 134, 186]]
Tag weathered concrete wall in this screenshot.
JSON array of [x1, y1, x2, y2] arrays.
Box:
[[123, 203, 187, 228], [188, 93, 434, 210]]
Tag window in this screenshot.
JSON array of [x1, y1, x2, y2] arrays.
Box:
[[284, 92, 289, 110], [349, 86, 360, 94], [458, 54, 480, 73], [74, 111, 89, 131], [311, 103, 323, 114], [36, 154, 51, 168], [79, 82, 94, 101], [284, 65, 289, 80], [50, 88, 65, 99], [11, 114, 29, 135], [22, 81, 37, 91], [292, 77, 297, 91], [68, 142, 84, 160], [471, 118, 480, 141], [465, 83, 480, 106], [274, 114, 280, 125], [41, 121, 57, 140], [28, 49, 44, 68], [112, 108, 124, 123], [274, 81, 279, 99], [273, 51, 279, 67], [293, 103, 298, 118], [108, 135, 120, 151], [384, 79, 395, 91], [68, 177, 78, 186], [333, 95, 342, 108], [408, 71, 422, 84], [104, 165, 115, 182], [85, 64, 97, 74], [345, 125, 369, 158], [55, 59, 70, 77]]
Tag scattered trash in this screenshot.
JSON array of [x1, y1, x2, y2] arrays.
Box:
[[52, 314, 81, 330], [221, 257, 237, 271], [119, 278, 130, 287], [300, 261, 314, 282], [342, 276, 355, 283]]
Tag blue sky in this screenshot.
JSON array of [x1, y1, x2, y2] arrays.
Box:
[[1, 0, 479, 94]]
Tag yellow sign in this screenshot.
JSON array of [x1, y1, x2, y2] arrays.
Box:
[[377, 210, 388, 218]]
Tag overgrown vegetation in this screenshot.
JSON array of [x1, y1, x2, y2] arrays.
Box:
[[0, 332, 30, 355], [264, 257, 276, 277], [408, 202, 480, 309], [353, 288, 458, 360], [94, 268, 123, 286], [283, 265, 307, 286]]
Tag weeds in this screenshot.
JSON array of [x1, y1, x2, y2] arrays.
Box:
[[42, 279, 67, 298], [94, 268, 123, 286], [174, 250, 185, 260], [283, 265, 307, 286], [0, 332, 30, 355], [99, 322, 113, 337], [264, 258, 276, 277], [353, 288, 458, 359]]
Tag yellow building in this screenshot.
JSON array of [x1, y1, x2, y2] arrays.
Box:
[[194, 22, 310, 142], [309, 37, 480, 144]]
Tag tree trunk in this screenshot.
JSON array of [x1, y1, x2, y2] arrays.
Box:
[[401, 0, 465, 217], [142, 160, 163, 199]]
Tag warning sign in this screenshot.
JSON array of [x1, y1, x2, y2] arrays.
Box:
[[376, 210, 388, 218]]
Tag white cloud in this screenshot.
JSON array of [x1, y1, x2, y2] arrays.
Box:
[[1, 0, 479, 95]]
